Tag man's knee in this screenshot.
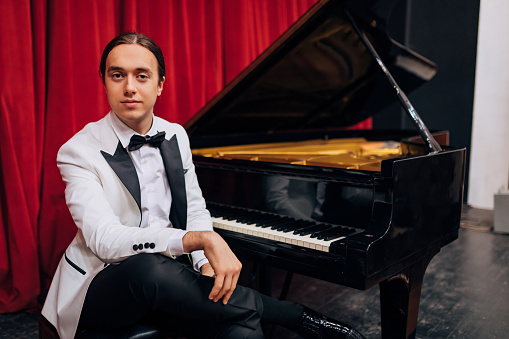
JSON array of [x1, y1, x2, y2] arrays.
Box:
[[120, 254, 193, 299]]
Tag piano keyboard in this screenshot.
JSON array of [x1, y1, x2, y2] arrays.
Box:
[[209, 204, 359, 253]]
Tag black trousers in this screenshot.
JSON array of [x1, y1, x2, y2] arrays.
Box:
[[79, 253, 265, 339]]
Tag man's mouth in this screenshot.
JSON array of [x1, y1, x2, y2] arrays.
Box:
[[121, 100, 141, 107]]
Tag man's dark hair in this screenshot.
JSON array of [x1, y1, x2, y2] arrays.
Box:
[[99, 32, 166, 84]]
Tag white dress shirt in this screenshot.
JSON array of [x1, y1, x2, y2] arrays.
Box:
[[110, 112, 189, 263]]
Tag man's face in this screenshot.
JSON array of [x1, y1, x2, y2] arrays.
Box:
[[104, 44, 164, 134]]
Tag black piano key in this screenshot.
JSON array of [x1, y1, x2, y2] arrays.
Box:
[[284, 220, 316, 232], [315, 227, 346, 240], [295, 227, 316, 236], [273, 219, 305, 231], [271, 218, 298, 230], [256, 217, 284, 228], [323, 233, 345, 241], [279, 220, 311, 233], [310, 225, 338, 238], [297, 224, 331, 236], [243, 211, 293, 229], [319, 226, 357, 240], [292, 223, 317, 234], [220, 208, 275, 226]]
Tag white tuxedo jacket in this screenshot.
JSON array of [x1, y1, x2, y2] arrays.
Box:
[[42, 112, 213, 339]]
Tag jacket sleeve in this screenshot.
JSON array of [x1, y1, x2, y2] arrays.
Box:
[[57, 132, 188, 264]]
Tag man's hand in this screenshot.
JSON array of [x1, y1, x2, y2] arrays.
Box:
[[183, 231, 242, 305], [200, 263, 215, 277]]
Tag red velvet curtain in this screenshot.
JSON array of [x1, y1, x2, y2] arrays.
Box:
[[1, 0, 325, 313]]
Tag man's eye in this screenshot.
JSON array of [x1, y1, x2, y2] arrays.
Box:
[[138, 74, 148, 80], [112, 73, 123, 79]]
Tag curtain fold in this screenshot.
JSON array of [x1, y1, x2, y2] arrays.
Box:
[[0, 0, 43, 313], [1, 0, 320, 313]]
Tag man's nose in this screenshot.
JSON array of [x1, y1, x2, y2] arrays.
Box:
[[124, 75, 136, 95]]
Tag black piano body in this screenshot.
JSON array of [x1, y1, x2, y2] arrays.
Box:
[[184, 0, 466, 338]]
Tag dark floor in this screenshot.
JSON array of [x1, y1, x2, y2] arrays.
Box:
[[1, 206, 508, 339]]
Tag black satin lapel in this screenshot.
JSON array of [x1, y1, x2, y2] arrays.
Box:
[[101, 142, 141, 211], [160, 135, 187, 230]]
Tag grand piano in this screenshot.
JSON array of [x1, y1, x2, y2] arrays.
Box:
[[184, 0, 466, 338]]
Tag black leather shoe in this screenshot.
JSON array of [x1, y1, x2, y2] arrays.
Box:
[[295, 306, 365, 339]]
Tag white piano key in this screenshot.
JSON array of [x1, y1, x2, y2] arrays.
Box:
[[212, 216, 348, 253]]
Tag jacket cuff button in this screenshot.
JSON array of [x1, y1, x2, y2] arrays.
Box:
[[149, 243, 155, 249], [139, 244, 143, 250], [144, 243, 150, 249], [133, 244, 138, 251]]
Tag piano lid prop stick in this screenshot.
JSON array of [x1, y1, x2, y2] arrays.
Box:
[[346, 10, 442, 154]]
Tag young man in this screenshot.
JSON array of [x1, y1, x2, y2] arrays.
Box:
[[42, 32, 365, 339]]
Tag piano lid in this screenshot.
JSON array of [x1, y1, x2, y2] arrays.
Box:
[[185, 0, 437, 141]]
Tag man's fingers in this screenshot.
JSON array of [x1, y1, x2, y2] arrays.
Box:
[[216, 275, 233, 303], [209, 275, 224, 301], [222, 273, 239, 305], [200, 232, 243, 303]]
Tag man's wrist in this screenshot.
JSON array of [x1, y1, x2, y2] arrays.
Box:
[[182, 231, 215, 253], [199, 262, 212, 271]]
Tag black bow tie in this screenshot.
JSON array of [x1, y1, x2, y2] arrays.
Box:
[[128, 131, 166, 151]]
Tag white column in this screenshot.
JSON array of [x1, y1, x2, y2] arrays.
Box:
[[468, 0, 509, 209]]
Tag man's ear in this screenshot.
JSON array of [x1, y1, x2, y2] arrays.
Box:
[[157, 76, 165, 96]]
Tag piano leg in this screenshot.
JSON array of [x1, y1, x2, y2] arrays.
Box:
[[379, 255, 433, 339]]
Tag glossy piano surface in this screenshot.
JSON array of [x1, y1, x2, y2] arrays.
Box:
[[184, 0, 466, 338], [192, 145, 465, 286]]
